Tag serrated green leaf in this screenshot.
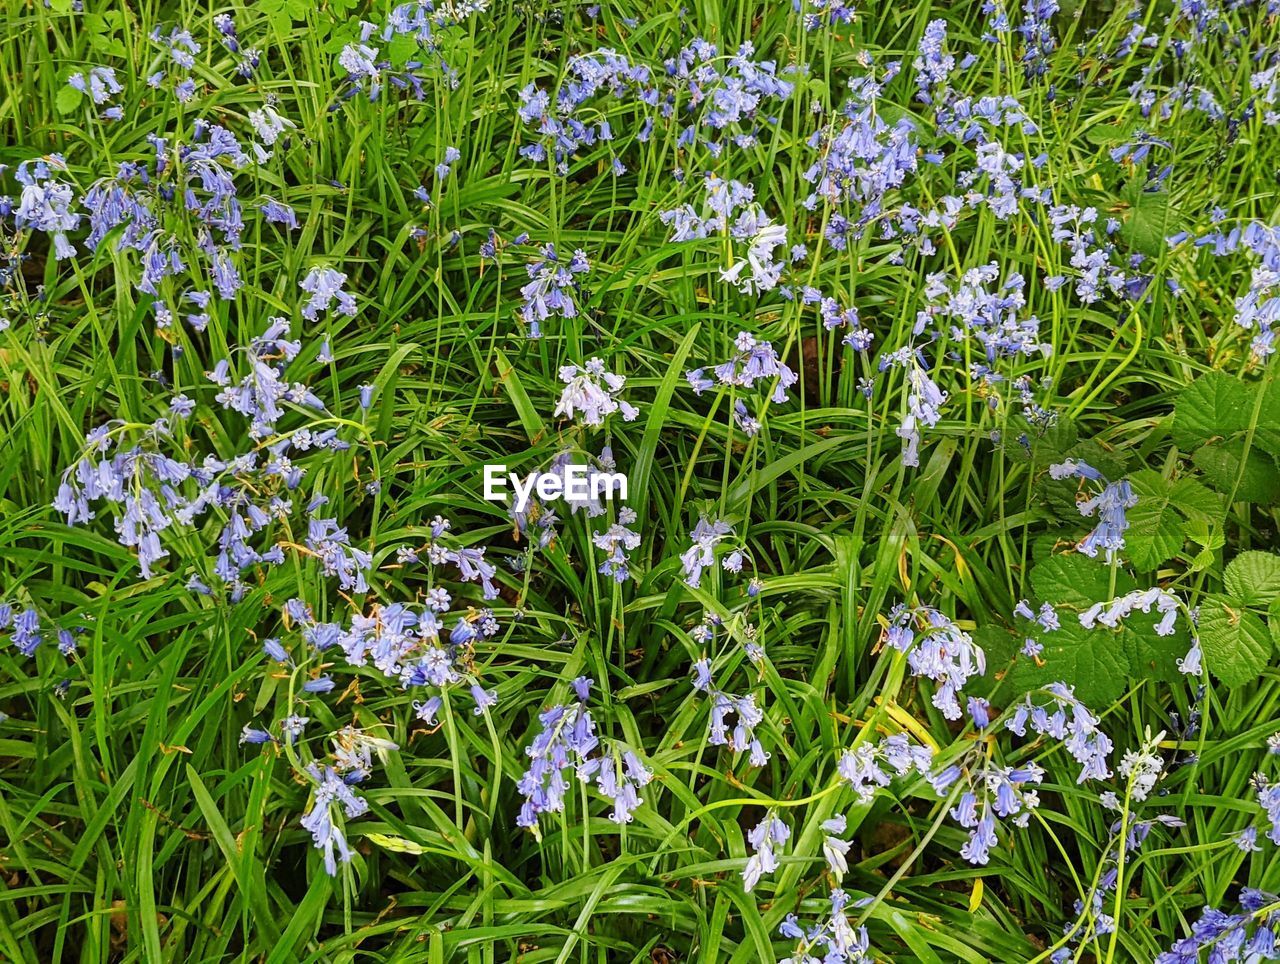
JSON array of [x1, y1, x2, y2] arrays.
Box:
[[1120, 190, 1171, 258], [387, 33, 420, 67], [1198, 594, 1273, 687], [1256, 379, 1280, 457], [1119, 614, 1192, 684], [88, 32, 128, 57], [1125, 471, 1185, 571], [1224, 551, 1280, 607], [1030, 553, 1136, 611], [1192, 439, 1280, 504], [55, 84, 82, 115], [1125, 471, 1223, 571], [1173, 372, 1255, 447], [1009, 621, 1130, 705]]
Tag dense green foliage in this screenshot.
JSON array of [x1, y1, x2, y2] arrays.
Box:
[[3, 0, 1280, 960]]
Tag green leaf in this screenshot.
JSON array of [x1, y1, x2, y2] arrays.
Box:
[[1124, 471, 1185, 571], [494, 348, 544, 443], [366, 832, 428, 854], [1192, 439, 1280, 504], [1119, 615, 1192, 685], [1125, 471, 1222, 571], [388, 33, 420, 68], [55, 84, 82, 115], [1172, 372, 1254, 447], [1030, 553, 1136, 611], [1010, 621, 1130, 705], [88, 32, 128, 57], [1255, 378, 1280, 457], [1198, 594, 1273, 687], [1120, 190, 1171, 258], [1224, 551, 1280, 607]]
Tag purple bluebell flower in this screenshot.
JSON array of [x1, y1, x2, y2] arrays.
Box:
[[300, 267, 357, 321], [742, 811, 789, 892], [884, 604, 985, 719], [838, 732, 934, 801], [300, 763, 369, 875], [554, 359, 638, 426]]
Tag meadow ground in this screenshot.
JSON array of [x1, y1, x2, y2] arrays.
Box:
[[2, 0, 1280, 960]]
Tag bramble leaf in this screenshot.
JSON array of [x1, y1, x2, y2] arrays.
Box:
[[1125, 471, 1222, 571], [1224, 551, 1280, 607], [1009, 621, 1130, 705], [1198, 594, 1273, 687], [1172, 372, 1254, 447], [1030, 553, 1136, 611], [55, 85, 82, 115], [1191, 440, 1280, 504]]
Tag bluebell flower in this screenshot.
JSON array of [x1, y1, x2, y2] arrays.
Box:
[[239, 723, 275, 745], [1049, 460, 1137, 561], [554, 359, 638, 426], [259, 197, 298, 230], [819, 814, 851, 878], [1006, 682, 1113, 782], [1079, 587, 1181, 636], [680, 516, 734, 588], [68, 66, 123, 109], [518, 244, 589, 338], [913, 20, 955, 103], [339, 43, 382, 99], [11, 608, 42, 656], [884, 604, 985, 719], [593, 507, 642, 582], [1155, 889, 1280, 963], [778, 888, 870, 962], [14, 159, 80, 260], [879, 346, 946, 468], [248, 105, 294, 149], [742, 811, 789, 891], [300, 763, 369, 876], [300, 267, 357, 321], [837, 732, 934, 801]]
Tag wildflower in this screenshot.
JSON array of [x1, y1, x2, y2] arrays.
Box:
[[1117, 732, 1167, 802], [1079, 587, 1181, 636], [701, 331, 799, 403], [14, 159, 80, 261], [720, 214, 788, 294], [742, 811, 789, 892], [913, 20, 955, 103], [300, 267, 357, 321], [339, 43, 382, 99], [248, 105, 295, 146], [1050, 460, 1136, 561], [1006, 683, 1113, 782], [778, 889, 871, 963], [593, 507, 642, 582], [879, 347, 946, 467], [837, 732, 934, 801], [680, 516, 734, 588], [239, 723, 275, 745], [554, 359, 638, 426], [884, 604, 985, 719], [68, 66, 123, 106], [300, 764, 369, 876], [820, 815, 851, 878], [518, 244, 589, 338], [596, 748, 653, 824]]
